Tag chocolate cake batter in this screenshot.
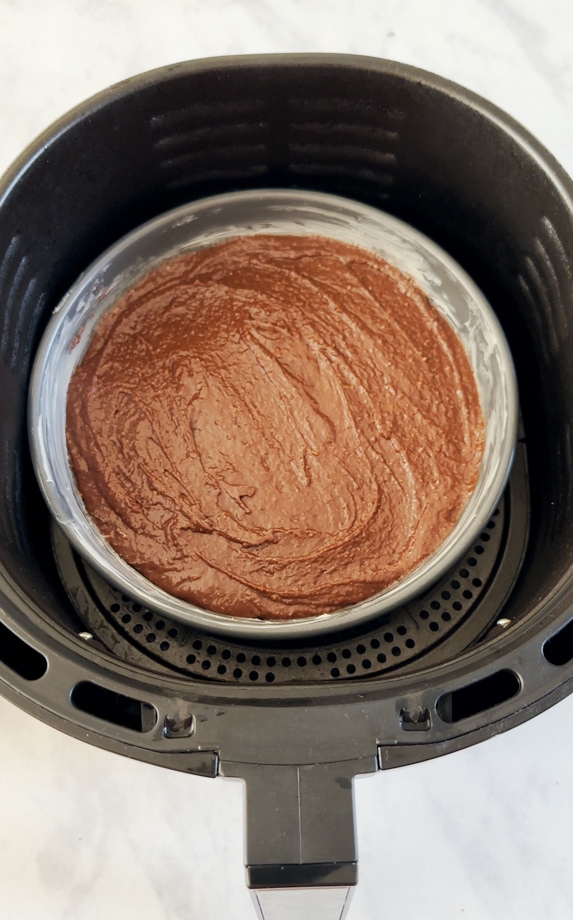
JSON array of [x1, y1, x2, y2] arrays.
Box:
[[66, 234, 484, 620]]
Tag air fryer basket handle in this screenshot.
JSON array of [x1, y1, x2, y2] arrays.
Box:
[[224, 759, 374, 920]]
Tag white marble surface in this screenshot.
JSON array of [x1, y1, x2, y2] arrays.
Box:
[[1, 1, 573, 918]]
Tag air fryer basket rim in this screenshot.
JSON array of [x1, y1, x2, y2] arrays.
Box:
[[4, 52, 573, 221], [0, 52, 572, 774]]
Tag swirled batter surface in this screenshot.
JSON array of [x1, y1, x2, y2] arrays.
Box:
[[66, 234, 484, 620]]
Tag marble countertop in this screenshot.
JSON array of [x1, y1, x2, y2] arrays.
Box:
[[1, 1, 573, 918]]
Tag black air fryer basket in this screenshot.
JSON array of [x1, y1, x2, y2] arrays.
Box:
[[1, 55, 573, 919]]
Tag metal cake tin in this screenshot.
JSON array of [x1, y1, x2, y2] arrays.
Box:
[[28, 187, 518, 639]]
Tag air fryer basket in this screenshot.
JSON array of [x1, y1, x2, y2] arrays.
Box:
[[1, 55, 573, 917]]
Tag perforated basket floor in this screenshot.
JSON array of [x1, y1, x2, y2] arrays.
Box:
[[53, 443, 529, 684]]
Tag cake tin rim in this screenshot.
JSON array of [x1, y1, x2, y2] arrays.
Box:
[[28, 187, 519, 640]]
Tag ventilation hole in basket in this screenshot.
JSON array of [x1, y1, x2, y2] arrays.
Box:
[[543, 619, 573, 666], [331, 667, 340, 677], [297, 656, 307, 667], [207, 644, 217, 656], [265, 672, 275, 683], [356, 644, 366, 654], [346, 664, 356, 674], [312, 654, 322, 665], [282, 656, 292, 667], [430, 600, 440, 611], [146, 633, 156, 644], [396, 625, 407, 636], [121, 613, 131, 624], [192, 639, 203, 651], [436, 670, 520, 723], [252, 654, 261, 666], [110, 603, 121, 613], [217, 664, 227, 675], [327, 652, 337, 662], [405, 638, 415, 649], [266, 656, 277, 667], [391, 646, 401, 657], [202, 660, 211, 671], [0, 623, 48, 681], [233, 668, 242, 678], [249, 671, 258, 681], [71, 681, 157, 732], [429, 622, 439, 632], [341, 648, 352, 659], [441, 612, 452, 622], [384, 632, 394, 643], [160, 641, 169, 652], [167, 627, 178, 639], [221, 649, 232, 660], [370, 638, 381, 649], [186, 653, 196, 664], [377, 653, 387, 663], [133, 624, 143, 634], [236, 652, 246, 663], [450, 579, 461, 589], [155, 620, 165, 631], [362, 659, 372, 669], [420, 610, 429, 620]]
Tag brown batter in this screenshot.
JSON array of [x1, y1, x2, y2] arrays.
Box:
[[66, 234, 484, 620]]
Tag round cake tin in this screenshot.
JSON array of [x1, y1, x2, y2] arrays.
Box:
[[28, 187, 518, 639]]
